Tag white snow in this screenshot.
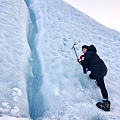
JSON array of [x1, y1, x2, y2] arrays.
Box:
[[0, 0, 120, 120], [0, 0, 31, 119], [0, 115, 29, 120]]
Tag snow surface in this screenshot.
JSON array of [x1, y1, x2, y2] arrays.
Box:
[[0, 0, 31, 119], [0, 0, 120, 120]]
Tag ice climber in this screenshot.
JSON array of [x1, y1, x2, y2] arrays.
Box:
[[77, 44, 111, 111]]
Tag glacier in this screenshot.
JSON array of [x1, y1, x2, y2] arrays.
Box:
[[0, 0, 120, 120], [0, 0, 30, 118]]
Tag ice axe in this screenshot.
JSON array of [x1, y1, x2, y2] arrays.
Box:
[[72, 43, 79, 59]]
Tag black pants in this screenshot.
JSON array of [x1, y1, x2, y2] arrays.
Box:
[[89, 71, 108, 99]]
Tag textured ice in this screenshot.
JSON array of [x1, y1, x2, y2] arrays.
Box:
[[0, 0, 30, 118], [27, 0, 120, 119], [0, 0, 120, 120]]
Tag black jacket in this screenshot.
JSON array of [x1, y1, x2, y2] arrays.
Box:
[[81, 45, 107, 74]]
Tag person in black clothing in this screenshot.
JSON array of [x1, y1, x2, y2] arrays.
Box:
[[77, 45, 111, 111]]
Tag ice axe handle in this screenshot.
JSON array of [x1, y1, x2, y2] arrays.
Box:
[[72, 44, 78, 59]]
